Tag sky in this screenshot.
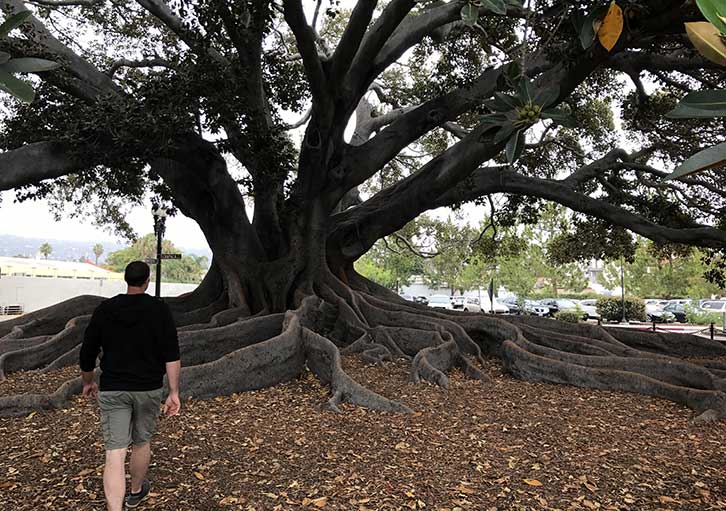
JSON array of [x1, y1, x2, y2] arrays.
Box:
[[0, 190, 210, 249]]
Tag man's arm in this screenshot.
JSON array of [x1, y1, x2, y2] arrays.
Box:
[[79, 307, 103, 398], [161, 303, 181, 416]]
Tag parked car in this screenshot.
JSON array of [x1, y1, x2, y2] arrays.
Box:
[[662, 302, 687, 323], [428, 295, 454, 310], [501, 297, 522, 315], [644, 299, 670, 321], [413, 296, 429, 306], [539, 298, 586, 319], [399, 294, 414, 302], [700, 300, 726, 313], [452, 296, 482, 312], [577, 299, 600, 319], [479, 295, 511, 314], [524, 300, 550, 317]]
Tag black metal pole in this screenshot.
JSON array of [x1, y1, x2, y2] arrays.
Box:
[[620, 256, 626, 323], [154, 215, 165, 298]]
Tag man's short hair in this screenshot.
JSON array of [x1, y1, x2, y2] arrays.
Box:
[[125, 261, 150, 287]]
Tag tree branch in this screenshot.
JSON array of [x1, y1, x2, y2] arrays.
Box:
[[434, 167, 726, 249], [0, 0, 119, 101], [134, 0, 227, 65], [0, 142, 79, 191], [282, 0, 329, 110], [330, 0, 377, 83], [27, 0, 100, 5], [106, 56, 172, 77], [344, 0, 416, 92]]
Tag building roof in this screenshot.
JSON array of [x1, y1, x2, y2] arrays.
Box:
[[0, 256, 124, 280]]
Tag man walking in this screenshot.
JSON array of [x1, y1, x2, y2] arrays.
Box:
[[79, 261, 181, 510]]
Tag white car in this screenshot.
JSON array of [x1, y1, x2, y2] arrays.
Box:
[[428, 295, 454, 310], [701, 300, 726, 313], [452, 296, 482, 312], [577, 299, 600, 319]]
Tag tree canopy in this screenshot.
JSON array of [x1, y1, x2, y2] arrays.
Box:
[[105, 233, 208, 283]]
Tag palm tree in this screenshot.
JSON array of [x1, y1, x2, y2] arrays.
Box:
[[92, 243, 104, 264], [39, 242, 52, 260]]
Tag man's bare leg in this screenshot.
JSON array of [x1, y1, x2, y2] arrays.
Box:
[[129, 442, 151, 493], [103, 448, 126, 511]]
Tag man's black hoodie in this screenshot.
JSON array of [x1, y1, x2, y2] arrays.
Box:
[[79, 293, 180, 391]]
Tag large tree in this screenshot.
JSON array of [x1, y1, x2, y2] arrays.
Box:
[[1, 0, 726, 420]]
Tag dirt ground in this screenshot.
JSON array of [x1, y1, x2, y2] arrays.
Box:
[[1, 357, 724, 511]]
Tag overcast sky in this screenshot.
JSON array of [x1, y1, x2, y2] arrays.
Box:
[[0, 191, 209, 248]]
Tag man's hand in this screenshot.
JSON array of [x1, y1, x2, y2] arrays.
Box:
[[163, 392, 181, 417], [82, 381, 98, 399]]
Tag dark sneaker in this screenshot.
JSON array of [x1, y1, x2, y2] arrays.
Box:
[[125, 480, 150, 508]]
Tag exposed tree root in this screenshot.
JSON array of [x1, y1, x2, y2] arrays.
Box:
[[1, 281, 725, 421], [0, 295, 103, 340], [0, 316, 90, 379], [302, 327, 411, 413]]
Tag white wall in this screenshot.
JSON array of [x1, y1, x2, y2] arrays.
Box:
[[0, 276, 198, 313]]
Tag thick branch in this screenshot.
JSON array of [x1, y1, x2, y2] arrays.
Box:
[[0, 1, 119, 101], [437, 167, 726, 248], [344, 0, 416, 93], [0, 142, 79, 191], [330, 0, 377, 83], [283, 0, 329, 110]]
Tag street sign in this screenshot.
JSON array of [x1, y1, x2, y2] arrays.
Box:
[[159, 253, 182, 260]]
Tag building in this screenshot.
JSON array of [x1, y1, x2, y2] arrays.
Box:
[[0, 256, 124, 281], [0, 256, 197, 314]]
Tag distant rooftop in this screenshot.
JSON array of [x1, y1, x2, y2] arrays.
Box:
[[0, 256, 123, 280]]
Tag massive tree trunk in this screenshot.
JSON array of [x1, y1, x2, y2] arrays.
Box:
[[2, 162, 726, 421]]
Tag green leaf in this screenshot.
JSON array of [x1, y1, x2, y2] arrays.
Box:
[[505, 129, 525, 164], [494, 92, 521, 109], [542, 108, 576, 127], [665, 142, 726, 180], [0, 68, 34, 103], [0, 57, 60, 74], [533, 85, 559, 108], [0, 52, 9, 65], [493, 122, 516, 144], [666, 89, 726, 118], [479, 112, 508, 126], [516, 78, 534, 103], [480, 0, 507, 15], [0, 11, 31, 38], [460, 3, 479, 27], [696, 0, 726, 35], [686, 21, 726, 66]]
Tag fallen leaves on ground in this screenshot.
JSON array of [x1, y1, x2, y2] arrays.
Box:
[[0, 357, 725, 510]]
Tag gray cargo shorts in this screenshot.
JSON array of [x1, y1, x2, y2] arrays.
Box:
[[97, 388, 164, 450]]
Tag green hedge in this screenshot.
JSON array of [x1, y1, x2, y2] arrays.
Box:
[[555, 310, 581, 323], [596, 297, 646, 322], [685, 306, 722, 326]]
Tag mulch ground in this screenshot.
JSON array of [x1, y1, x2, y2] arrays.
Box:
[[0, 357, 725, 511]]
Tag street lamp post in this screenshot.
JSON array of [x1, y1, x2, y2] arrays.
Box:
[[152, 207, 167, 298], [620, 255, 626, 323]]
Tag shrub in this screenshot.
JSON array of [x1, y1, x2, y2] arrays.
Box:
[[555, 310, 581, 323], [685, 305, 722, 326], [596, 297, 646, 322]]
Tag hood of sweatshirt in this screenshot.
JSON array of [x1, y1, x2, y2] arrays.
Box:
[[105, 294, 152, 327]]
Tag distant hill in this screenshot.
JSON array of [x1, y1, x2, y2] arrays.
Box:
[[0, 234, 211, 264]]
